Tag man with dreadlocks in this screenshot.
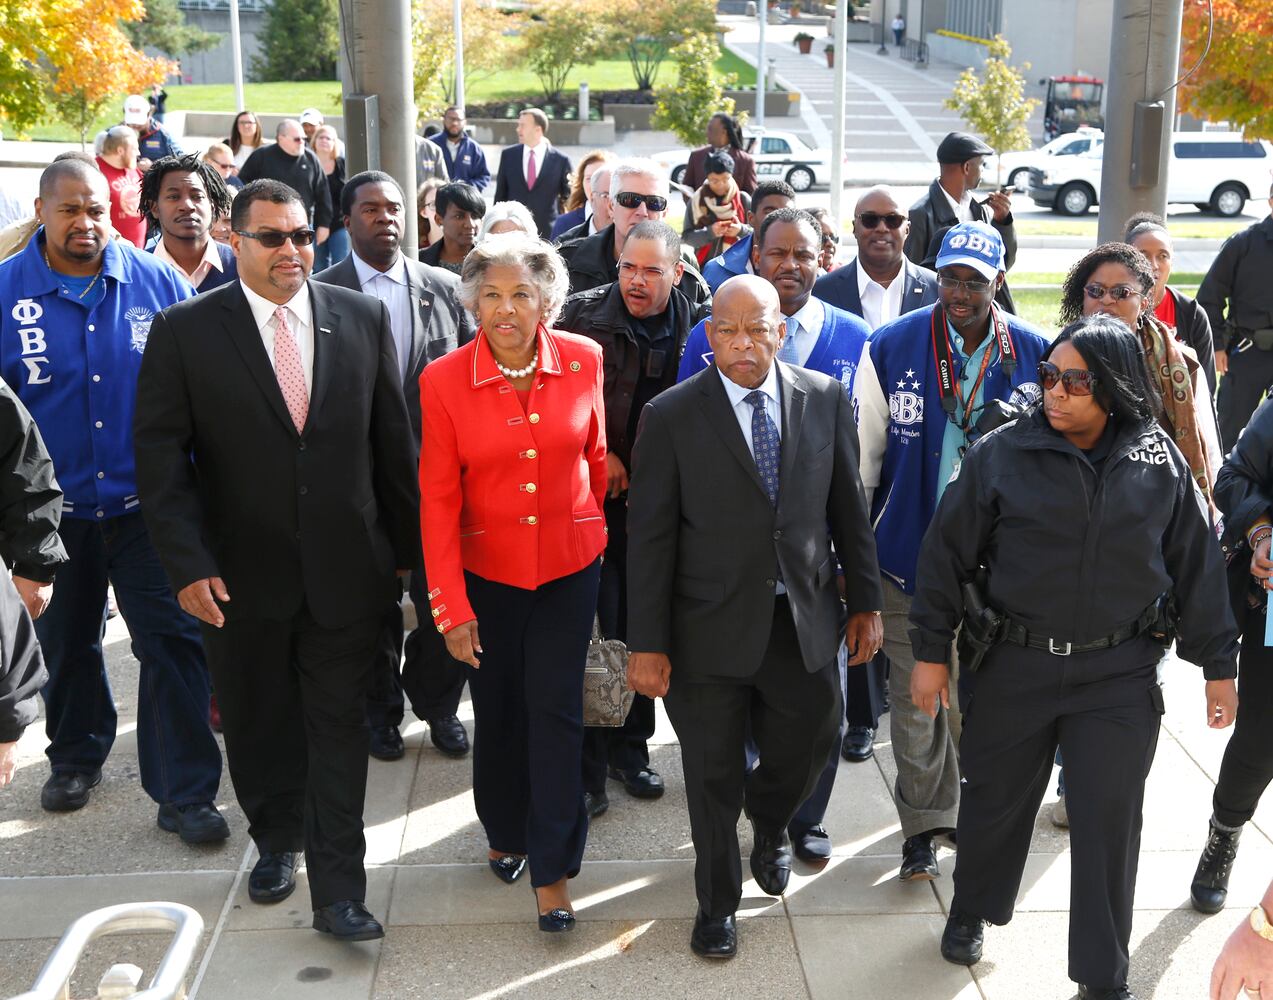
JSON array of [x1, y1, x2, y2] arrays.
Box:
[[140, 153, 238, 293]]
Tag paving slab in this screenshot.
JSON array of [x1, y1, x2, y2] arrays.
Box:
[[192, 927, 382, 999], [222, 865, 395, 933], [0, 934, 209, 1000], [792, 913, 980, 1000], [374, 917, 807, 1000]]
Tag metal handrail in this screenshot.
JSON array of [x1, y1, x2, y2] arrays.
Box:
[[8, 902, 204, 1000]]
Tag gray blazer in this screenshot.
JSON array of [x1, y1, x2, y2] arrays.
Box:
[[314, 254, 475, 446], [812, 259, 939, 324], [625, 361, 882, 681]]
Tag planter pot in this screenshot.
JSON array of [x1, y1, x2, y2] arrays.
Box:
[[825, 48, 835, 67], [796, 38, 813, 53]]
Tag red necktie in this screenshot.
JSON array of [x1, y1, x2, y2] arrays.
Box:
[[526, 148, 537, 189]]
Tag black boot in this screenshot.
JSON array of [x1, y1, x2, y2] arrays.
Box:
[[1191, 817, 1241, 914]]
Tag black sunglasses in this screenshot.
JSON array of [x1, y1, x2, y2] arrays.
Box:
[[1038, 360, 1099, 396], [1084, 282, 1142, 302], [856, 212, 907, 230], [614, 192, 668, 212], [235, 228, 316, 248]]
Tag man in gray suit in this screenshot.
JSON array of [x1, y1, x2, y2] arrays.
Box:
[[626, 275, 883, 960], [314, 169, 475, 763], [813, 186, 939, 330]]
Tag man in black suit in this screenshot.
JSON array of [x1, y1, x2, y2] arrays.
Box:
[[492, 108, 572, 238], [814, 186, 940, 331], [314, 169, 475, 763], [134, 180, 419, 942], [626, 274, 884, 959]]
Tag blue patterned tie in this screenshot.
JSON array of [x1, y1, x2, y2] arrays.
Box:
[[747, 389, 781, 507], [778, 319, 800, 363]]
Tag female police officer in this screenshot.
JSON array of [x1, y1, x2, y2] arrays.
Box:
[[908, 315, 1239, 1000]]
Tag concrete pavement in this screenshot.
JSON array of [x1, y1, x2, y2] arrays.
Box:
[[1, 613, 1270, 998]]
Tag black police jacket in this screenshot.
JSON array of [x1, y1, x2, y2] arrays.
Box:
[[909, 408, 1238, 680], [1197, 216, 1273, 350], [0, 379, 65, 583], [0, 563, 47, 742], [1216, 396, 1273, 626], [556, 282, 708, 470]]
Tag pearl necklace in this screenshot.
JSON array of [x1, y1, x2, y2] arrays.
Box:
[[495, 351, 538, 380]]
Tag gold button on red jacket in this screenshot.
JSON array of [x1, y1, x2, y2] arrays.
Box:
[[419, 325, 607, 632]]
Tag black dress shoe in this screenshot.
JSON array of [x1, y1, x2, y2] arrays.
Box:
[[608, 765, 665, 799], [313, 899, 384, 941], [584, 789, 609, 818], [369, 725, 405, 762], [41, 770, 102, 812], [1191, 819, 1241, 914], [248, 851, 299, 903], [488, 854, 527, 884], [793, 825, 833, 862], [749, 819, 792, 896], [899, 833, 939, 881], [426, 715, 470, 757], [157, 802, 230, 844], [840, 726, 876, 762], [1078, 986, 1137, 1000], [690, 911, 737, 959], [940, 908, 984, 966]]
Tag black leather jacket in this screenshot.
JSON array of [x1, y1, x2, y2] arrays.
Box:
[[558, 223, 711, 314], [903, 179, 1018, 273]]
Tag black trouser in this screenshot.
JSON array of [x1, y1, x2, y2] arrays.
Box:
[[1217, 342, 1273, 451], [847, 650, 888, 728], [366, 552, 467, 729], [665, 597, 841, 920], [465, 561, 600, 887], [1213, 609, 1273, 828], [583, 496, 655, 791], [952, 640, 1163, 990], [201, 605, 381, 910]]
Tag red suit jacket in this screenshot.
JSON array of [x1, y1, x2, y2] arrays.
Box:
[[419, 325, 607, 633]]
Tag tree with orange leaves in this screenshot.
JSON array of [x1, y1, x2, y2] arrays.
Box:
[[1178, 0, 1273, 139], [0, 0, 174, 143]]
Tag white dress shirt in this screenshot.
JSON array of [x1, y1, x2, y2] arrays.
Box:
[[855, 262, 906, 331], [784, 296, 825, 367], [522, 139, 550, 185], [241, 281, 315, 394], [718, 363, 782, 456], [351, 251, 413, 382], [940, 182, 974, 223]]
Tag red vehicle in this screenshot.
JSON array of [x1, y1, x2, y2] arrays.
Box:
[[1042, 75, 1105, 141]]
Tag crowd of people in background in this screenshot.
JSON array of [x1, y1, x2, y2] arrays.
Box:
[[2, 91, 1273, 1000]]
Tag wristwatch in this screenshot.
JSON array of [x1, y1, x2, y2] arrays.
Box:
[[1250, 905, 1273, 942]]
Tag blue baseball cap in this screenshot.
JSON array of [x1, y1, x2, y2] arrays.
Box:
[[935, 221, 1004, 282]]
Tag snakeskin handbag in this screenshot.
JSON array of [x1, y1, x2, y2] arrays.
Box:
[[583, 618, 634, 727]]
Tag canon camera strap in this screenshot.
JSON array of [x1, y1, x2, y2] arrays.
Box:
[[930, 303, 1018, 427]]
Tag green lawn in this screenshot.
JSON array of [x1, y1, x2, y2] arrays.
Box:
[[1013, 271, 1205, 287], [1013, 284, 1200, 334], [13, 46, 755, 143], [1014, 218, 1244, 240]]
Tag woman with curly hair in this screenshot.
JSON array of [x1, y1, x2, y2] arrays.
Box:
[[1059, 242, 1222, 504]]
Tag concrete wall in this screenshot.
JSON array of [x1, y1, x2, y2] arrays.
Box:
[[161, 9, 268, 86]]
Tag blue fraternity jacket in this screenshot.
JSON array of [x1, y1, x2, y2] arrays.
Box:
[[867, 303, 1049, 594], [702, 233, 754, 293], [676, 301, 872, 399], [0, 232, 195, 520]]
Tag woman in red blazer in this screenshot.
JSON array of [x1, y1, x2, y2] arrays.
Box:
[[419, 232, 607, 933]]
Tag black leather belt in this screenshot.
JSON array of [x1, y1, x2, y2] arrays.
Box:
[[1001, 620, 1142, 656]]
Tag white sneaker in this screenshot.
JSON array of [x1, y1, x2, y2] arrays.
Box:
[[1050, 794, 1069, 829]]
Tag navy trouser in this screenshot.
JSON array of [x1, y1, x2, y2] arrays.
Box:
[[952, 640, 1163, 990], [465, 560, 601, 888], [36, 512, 221, 806]]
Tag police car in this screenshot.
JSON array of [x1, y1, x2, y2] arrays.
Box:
[[653, 128, 835, 193]]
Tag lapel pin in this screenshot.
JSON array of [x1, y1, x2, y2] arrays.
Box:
[[569, 361, 581, 372], [319, 326, 332, 335]]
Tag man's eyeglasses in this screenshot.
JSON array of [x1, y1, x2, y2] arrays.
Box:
[[937, 274, 993, 295], [209, 160, 234, 171], [1038, 360, 1099, 396], [235, 228, 316, 248], [1083, 283, 1142, 302], [856, 212, 907, 230], [614, 192, 668, 212]]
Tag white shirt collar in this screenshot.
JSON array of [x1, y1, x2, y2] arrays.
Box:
[[351, 250, 408, 288], [787, 296, 824, 340], [524, 138, 550, 159], [718, 361, 780, 410], [241, 279, 312, 332], [153, 236, 223, 276], [940, 182, 973, 220]]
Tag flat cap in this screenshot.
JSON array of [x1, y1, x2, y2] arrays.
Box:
[[936, 131, 994, 164]]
